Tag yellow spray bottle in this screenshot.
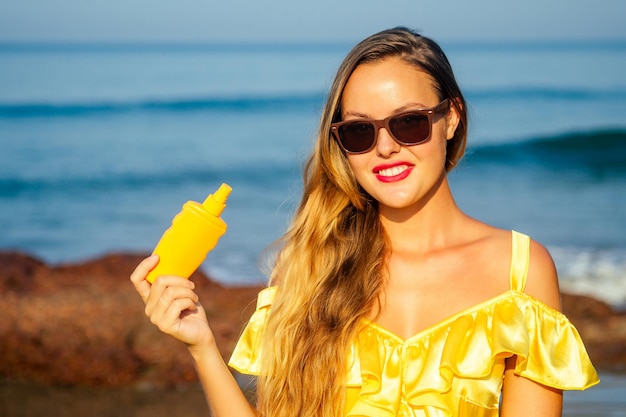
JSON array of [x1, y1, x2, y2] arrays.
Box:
[[146, 183, 232, 283]]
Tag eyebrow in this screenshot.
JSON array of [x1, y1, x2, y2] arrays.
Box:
[[342, 102, 432, 119]]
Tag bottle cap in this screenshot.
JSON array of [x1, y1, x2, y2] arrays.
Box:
[[202, 183, 232, 216]]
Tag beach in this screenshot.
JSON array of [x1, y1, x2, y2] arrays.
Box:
[[0, 252, 624, 416]]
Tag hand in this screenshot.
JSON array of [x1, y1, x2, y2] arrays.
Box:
[[130, 255, 216, 349]]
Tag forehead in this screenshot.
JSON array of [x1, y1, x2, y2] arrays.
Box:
[[341, 57, 439, 115]]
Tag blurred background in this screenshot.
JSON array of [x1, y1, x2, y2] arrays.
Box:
[[0, 0, 625, 415], [1, 0, 624, 301]]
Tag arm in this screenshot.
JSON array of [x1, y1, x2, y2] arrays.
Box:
[[500, 240, 563, 417], [130, 255, 257, 417]]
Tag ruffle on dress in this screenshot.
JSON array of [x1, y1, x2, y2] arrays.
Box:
[[228, 287, 599, 417], [342, 291, 599, 416]]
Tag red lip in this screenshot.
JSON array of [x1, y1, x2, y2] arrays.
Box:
[[373, 162, 414, 183]]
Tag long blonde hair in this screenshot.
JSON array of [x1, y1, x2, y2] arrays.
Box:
[[256, 27, 467, 417]]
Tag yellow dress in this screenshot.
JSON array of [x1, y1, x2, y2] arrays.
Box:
[[229, 231, 599, 416]]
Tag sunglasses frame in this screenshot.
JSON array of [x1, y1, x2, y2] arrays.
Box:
[[330, 99, 450, 154]]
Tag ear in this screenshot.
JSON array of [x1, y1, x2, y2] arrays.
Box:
[[444, 98, 462, 141]]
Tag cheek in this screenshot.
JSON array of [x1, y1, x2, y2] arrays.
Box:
[[431, 137, 449, 166], [346, 154, 360, 171], [346, 155, 370, 184], [431, 123, 451, 156]]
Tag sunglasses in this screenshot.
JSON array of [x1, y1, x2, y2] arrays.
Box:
[[330, 99, 450, 154]]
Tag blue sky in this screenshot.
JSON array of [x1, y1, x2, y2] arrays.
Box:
[[1, 0, 625, 43]]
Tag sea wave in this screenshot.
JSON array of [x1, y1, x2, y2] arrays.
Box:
[[552, 245, 626, 310], [1, 86, 625, 118], [0, 93, 326, 118], [465, 129, 626, 172], [0, 162, 297, 197], [2, 129, 625, 197], [466, 86, 626, 102]]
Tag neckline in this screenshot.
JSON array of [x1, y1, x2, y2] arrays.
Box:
[[360, 230, 530, 344], [362, 290, 523, 345]]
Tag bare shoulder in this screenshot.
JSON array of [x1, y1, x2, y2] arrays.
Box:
[[460, 224, 561, 311], [474, 225, 561, 311], [526, 238, 562, 311]]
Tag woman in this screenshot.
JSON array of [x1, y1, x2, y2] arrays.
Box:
[[131, 27, 598, 417]]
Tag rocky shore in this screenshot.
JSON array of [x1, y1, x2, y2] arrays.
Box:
[[0, 251, 624, 390]]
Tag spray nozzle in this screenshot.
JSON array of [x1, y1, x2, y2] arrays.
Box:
[[202, 183, 232, 216]]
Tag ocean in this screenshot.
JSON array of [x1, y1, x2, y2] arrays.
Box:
[[0, 40, 625, 311]]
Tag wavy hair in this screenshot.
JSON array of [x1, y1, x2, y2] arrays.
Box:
[[256, 27, 467, 417]]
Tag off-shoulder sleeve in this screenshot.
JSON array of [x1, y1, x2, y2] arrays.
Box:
[[228, 286, 276, 375], [508, 294, 600, 390]]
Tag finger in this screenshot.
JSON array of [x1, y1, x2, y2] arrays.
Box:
[[145, 278, 198, 318], [148, 292, 199, 336], [158, 297, 200, 333], [130, 255, 159, 302]]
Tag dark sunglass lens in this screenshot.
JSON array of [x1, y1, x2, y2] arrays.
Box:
[[389, 113, 430, 144], [339, 122, 375, 153]]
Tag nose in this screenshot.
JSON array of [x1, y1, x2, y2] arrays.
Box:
[[375, 126, 400, 157]]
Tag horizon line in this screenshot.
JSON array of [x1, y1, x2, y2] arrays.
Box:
[[1, 37, 625, 53]]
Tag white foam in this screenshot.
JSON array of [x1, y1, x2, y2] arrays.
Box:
[[550, 246, 626, 309]]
